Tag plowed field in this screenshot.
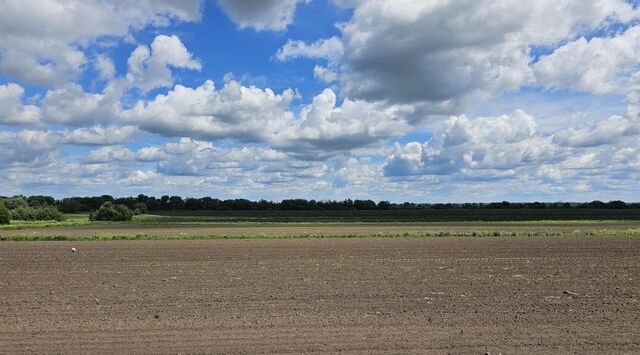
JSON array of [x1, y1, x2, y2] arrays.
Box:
[[1, 236, 639, 353]]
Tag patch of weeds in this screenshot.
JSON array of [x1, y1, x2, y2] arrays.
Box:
[[550, 271, 567, 278]]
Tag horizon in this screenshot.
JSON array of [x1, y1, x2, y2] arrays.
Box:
[[2, 193, 638, 206], [1, 1, 640, 202]]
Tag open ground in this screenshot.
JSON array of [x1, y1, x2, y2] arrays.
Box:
[[1, 235, 639, 353], [3, 221, 640, 239]]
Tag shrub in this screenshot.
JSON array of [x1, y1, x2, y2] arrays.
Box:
[[0, 201, 10, 225], [4, 196, 28, 210], [90, 202, 134, 221], [9, 206, 66, 221], [134, 202, 148, 214]]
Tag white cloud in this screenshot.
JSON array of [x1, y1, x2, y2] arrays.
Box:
[[0, 130, 59, 168], [84, 146, 136, 164], [40, 83, 121, 126], [217, 0, 307, 31], [276, 89, 413, 156], [95, 55, 116, 81], [122, 80, 413, 158], [0, 83, 42, 127], [313, 65, 338, 83], [61, 125, 142, 146], [284, 0, 638, 112], [136, 147, 170, 162], [126, 35, 201, 93], [155, 138, 291, 176], [0, 0, 203, 87], [534, 25, 640, 94], [121, 79, 295, 143], [384, 110, 560, 176], [552, 115, 640, 147], [276, 36, 344, 64]]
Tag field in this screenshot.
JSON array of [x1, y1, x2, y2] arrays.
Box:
[[1, 211, 640, 353]]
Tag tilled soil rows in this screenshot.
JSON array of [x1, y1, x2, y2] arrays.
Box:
[[1, 236, 639, 353]]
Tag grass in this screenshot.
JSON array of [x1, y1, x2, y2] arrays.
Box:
[[2, 228, 640, 242], [2, 213, 639, 231], [0, 214, 159, 230]]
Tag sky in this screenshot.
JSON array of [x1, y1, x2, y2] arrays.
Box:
[[1, 0, 639, 202]]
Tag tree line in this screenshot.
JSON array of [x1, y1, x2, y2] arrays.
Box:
[[1, 195, 638, 213]]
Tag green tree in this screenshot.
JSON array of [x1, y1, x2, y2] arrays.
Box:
[[90, 202, 134, 221], [134, 202, 148, 214], [0, 201, 10, 225], [4, 196, 28, 210], [10, 206, 65, 221]]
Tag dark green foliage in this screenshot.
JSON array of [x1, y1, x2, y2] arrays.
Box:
[[4, 196, 28, 210], [0, 201, 10, 225], [89, 202, 134, 221], [9, 206, 66, 221], [4, 194, 640, 215], [151, 208, 640, 222], [26, 195, 56, 208], [134, 202, 148, 214]]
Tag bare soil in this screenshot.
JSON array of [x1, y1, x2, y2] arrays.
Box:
[[1, 236, 639, 353], [3, 222, 640, 238]]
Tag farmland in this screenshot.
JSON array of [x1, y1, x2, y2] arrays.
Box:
[[1, 211, 640, 353], [1, 235, 639, 353]]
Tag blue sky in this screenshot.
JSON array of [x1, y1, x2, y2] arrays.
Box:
[[1, 0, 639, 202]]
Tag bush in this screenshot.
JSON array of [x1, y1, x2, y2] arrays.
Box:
[[134, 202, 148, 214], [90, 202, 134, 221], [0, 201, 10, 225], [9, 206, 66, 221], [4, 196, 28, 210]]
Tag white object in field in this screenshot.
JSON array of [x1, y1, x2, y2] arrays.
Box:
[[71, 247, 76, 253]]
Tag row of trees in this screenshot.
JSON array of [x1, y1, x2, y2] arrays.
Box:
[[0, 196, 140, 224], [1, 194, 639, 225], [0, 196, 66, 224], [2, 194, 636, 213]]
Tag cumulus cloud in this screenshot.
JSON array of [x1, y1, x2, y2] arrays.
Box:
[[121, 79, 295, 143], [84, 146, 136, 164], [282, 0, 638, 112], [276, 37, 344, 64], [126, 35, 201, 93], [61, 125, 142, 146], [552, 115, 640, 147], [122, 79, 413, 158], [124, 138, 314, 179], [0, 0, 203, 87], [217, 0, 307, 31], [0, 130, 59, 168], [313, 65, 338, 83], [534, 25, 640, 94], [384, 110, 560, 176], [40, 83, 122, 126], [276, 89, 413, 157], [95, 55, 116, 81], [155, 138, 291, 176], [0, 83, 42, 127]]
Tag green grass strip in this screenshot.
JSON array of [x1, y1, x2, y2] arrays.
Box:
[[2, 228, 640, 241], [2, 218, 639, 231]]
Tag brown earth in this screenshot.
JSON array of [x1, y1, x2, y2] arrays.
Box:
[[1, 236, 639, 353], [3, 222, 640, 238]]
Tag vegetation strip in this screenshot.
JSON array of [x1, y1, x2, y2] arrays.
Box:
[[2, 217, 639, 231], [2, 229, 640, 241]]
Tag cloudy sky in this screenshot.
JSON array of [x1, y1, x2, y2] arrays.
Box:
[[1, 0, 639, 202]]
